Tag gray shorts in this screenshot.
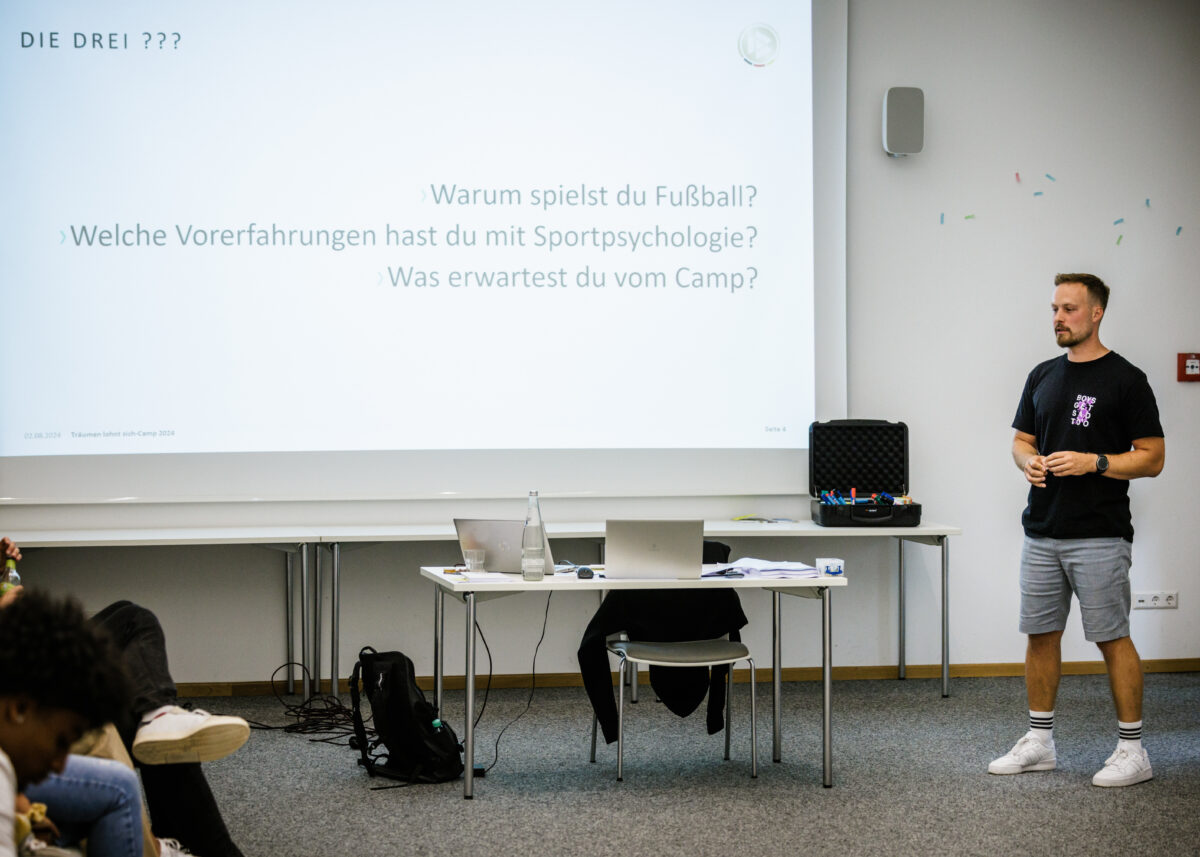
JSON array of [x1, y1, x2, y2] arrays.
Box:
[[1019, 536, 1133, 642]]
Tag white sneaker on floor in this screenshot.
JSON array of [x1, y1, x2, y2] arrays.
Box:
[[988, 730, 1056, 774], [1092, 744, 1152, 787], [132, 705, 250, 765], [158, 839, 194, 857]]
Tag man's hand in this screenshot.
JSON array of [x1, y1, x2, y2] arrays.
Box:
[[1023, 455, 1049, 486], [1044, 450, 1097, 477], [1013, 431, 1047, 487]]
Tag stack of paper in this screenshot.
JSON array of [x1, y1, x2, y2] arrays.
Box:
[[703, 557, 820, 578]]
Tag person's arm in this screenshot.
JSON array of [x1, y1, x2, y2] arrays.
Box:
[[1043, 437, 1165, 480], [1013, 430, 1047, 488]]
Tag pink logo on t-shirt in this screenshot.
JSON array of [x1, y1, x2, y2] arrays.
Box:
[[1071, 394, 1096, 427]]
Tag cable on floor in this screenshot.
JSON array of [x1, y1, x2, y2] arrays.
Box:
[[245, 661, 363, 747], [484, 591, 553, 773]]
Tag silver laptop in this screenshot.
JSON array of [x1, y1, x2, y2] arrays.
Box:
[[603, 520, 704, 579], [453, 518, 555, 574]]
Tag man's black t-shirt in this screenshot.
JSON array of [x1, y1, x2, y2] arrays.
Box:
[[1012, 351, 1163, 542]]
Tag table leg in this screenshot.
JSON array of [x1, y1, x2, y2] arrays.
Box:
[[464, 592, 476, 799], [822, 586, 833, 788], [313, 544, 322, 695], [330, 543, 341, 700], [300, 543, 311, 700], [434, 587, 444, 711], [617, 658, 626, 781], [285, 551, 295, 695], [941, 537, 950, 698], [898, 538, 906, 680], [772, 590, 782, 763]]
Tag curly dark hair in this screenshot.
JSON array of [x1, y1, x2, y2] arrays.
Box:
[[0, 589, 131, 729]]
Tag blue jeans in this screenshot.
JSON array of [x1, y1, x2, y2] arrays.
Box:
[[24, 754, 144, 857]]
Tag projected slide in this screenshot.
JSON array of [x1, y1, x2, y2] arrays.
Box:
[[1, 1, 814, 455]]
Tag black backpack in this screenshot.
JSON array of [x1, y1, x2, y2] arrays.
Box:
[[349, 647, 464, 784]]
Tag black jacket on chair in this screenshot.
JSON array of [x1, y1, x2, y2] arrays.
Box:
[[578, 585, 749, 744]]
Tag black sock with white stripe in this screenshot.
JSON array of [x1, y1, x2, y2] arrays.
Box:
[[1029, 710, 1054, 744]]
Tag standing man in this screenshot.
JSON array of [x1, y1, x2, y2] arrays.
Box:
[[989, 273, 1164, 787]]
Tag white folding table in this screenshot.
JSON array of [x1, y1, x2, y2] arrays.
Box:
[[420, 567, 848, 798]]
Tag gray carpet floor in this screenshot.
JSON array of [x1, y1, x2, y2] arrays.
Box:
[[193, 674, 1200, 857]]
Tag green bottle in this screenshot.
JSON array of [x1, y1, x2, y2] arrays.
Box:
[[0, 558, 20, 594]]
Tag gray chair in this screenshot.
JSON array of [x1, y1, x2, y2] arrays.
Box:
[[589, 637, 757, 780]]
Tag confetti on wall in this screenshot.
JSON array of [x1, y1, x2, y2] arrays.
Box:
[[937, 172, 1188, 242]]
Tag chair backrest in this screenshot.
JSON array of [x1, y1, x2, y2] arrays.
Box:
[[703, 540, 731, 564]]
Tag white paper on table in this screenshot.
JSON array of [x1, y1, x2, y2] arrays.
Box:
[[707, 557, 820, 578]]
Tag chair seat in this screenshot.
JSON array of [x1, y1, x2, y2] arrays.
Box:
[[594, 637, 758, 780], [608, 638, 749, 666]]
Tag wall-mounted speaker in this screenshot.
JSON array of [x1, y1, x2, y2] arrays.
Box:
[[883, 86, 924, 157]]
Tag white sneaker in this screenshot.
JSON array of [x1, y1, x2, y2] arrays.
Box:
[[1092, 744, 1153, 787], [158, 838, 194, 857], [132, 705, 250, 765], [988, 730, 1057, 774]]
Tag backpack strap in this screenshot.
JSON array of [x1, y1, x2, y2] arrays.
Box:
[[349, 657, 378, 778]]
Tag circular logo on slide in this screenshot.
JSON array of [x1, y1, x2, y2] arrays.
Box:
[[739, 23, 779, 67]]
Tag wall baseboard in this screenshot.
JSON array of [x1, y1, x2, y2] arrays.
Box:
[[177, 658, 1200, 698]]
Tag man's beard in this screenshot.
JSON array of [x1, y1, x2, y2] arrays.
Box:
[[1056, 328, 1088, 348]]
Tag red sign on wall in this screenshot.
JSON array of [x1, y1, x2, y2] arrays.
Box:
[[1180, 353, 1200, 382]]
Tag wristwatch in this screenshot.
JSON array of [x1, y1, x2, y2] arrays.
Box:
[[1096, 454, 1109, 473]]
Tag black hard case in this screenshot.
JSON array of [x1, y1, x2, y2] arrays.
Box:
[[808, 419, 922, 527]]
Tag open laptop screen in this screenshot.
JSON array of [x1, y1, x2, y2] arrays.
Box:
[[453, 519, 555, 574]]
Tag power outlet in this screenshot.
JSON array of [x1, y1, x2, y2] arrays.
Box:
[[1133, 591, 1178, 609]]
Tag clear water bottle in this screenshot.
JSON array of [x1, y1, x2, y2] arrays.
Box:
[[521, 490, 546, 581], [1, 558, 20, 594]]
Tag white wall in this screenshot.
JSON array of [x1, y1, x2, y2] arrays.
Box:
[[845, 0, 1200, 668], [10, 0, 1200, 683]]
